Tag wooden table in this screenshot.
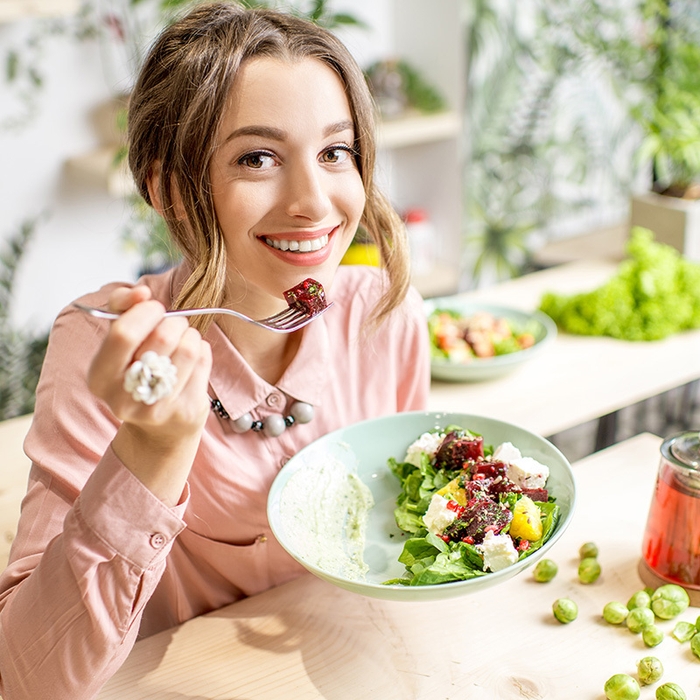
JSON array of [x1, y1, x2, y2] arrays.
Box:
[[427, 259, 700, 442], [98, 433, 700, 699]]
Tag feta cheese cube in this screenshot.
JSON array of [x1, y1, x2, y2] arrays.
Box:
[[423, 494, 457, 535], [477, 531, 519, 572], [493, 441, 522, 463], [404, 431, 445, 467], [506, 456, 550, 490]]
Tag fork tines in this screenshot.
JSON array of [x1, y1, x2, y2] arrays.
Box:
[[263, 308, 307, 328]]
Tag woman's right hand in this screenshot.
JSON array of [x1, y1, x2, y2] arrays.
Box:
[[87, 285, 213, 505]]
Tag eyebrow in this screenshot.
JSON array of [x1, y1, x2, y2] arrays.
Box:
[[223, 119, 355, 144]]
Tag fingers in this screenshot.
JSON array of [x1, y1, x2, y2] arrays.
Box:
[[107, 285, 153, 314], [88, 297, 205, 408], [90, 300, 171, 389], [169, 329, 213, 412]]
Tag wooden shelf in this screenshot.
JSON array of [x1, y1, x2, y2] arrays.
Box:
[[0, 0, 79, 22], [65, 146, 135, 198], [377, 111, 461, 150]]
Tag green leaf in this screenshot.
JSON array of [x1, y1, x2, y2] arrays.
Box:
[[398, 536, 441, 567], [6, 51, 19, 82]]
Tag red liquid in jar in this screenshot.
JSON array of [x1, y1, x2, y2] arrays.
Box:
[[642, 458, 700, 588]]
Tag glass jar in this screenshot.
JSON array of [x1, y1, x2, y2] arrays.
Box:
[[640, 431, 700, 602]]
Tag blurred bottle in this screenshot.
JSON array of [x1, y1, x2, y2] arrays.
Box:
[[404, 208, 436, 276], [341, 225, 380, 266]]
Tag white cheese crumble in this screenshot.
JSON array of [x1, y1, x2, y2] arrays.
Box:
[[477, 530, 520, 572], [404, 431, 446, 467], [493, 441, 522, 463], [507, 457, 550, 490], [493, 442, 549, 490], [423, 494, 457, 535]]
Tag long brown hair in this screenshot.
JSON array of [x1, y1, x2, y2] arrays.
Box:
[[128, 1, 409, 332]]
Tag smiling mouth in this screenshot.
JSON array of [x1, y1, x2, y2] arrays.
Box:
[[263, 234, 330, 253]]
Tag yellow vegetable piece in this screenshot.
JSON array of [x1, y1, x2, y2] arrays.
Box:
[[436, 476, 466, 506], [510, 496, 543, 541]]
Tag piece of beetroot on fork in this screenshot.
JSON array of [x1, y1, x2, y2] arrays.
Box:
[[283, 278, 328, 314]]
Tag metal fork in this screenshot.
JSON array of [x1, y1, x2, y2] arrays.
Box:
[[72, 299, 333, 333]]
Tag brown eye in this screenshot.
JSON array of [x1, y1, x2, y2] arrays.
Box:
[[321, 146, 353, 164], [238, 152, 275, 169]]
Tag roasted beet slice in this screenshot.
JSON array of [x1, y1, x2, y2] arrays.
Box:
[[469, 459, 507, 480], [443, 497, 512, 543], [481, 475, 520, 498], [521, 487, 549, 502], [283, 278, 327, 314], [435, 431, 484, 470]]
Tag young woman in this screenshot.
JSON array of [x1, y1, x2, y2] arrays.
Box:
[[0, 3, 430, 698]]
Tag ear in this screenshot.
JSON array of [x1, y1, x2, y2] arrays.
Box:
[[146, 162, 187, 221]]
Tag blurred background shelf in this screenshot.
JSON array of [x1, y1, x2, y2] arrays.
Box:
[[0, 0, 79, 22], [412, 263, 460, 299], [65, 146, 135, 198], [377, 111, 461, 149]]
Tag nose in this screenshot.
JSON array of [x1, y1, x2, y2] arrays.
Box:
[[284, 159, 333, 222]]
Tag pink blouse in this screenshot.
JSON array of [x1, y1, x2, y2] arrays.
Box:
[[0, 264, 430, 699]]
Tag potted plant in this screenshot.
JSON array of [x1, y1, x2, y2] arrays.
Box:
[[629, 0, 700, 258], [0, 218, 50, 420]]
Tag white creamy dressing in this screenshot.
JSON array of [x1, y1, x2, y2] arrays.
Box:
[[280, 456, 374, 581]]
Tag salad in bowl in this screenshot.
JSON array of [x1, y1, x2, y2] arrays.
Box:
[[425, 298, 556, 382], [387, 425, 559, 586], [267, 412, 575, 602]]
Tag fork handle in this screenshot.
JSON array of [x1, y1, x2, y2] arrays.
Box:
[[72, 303, 244, 322]]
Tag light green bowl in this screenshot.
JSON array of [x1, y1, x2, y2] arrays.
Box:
[[267, 411, 575, 602], [425, 298, 557, 383]]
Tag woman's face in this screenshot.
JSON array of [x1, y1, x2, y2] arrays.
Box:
[[209, 56, 366, 310]]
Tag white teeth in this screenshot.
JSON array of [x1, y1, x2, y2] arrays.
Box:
[[264, 234, 329, 253]]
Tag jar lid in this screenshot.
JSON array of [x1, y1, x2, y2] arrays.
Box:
[[664, 431, 700, 469]]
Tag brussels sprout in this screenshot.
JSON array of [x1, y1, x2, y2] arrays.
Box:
[[578, 557, 601, 584], [690, 632, 700, 659], [603, 601, 629, 625], [695, 614, 700, 632], [655, 682, 687, 700], [579, 541, 599, 559], [552, 597, 578, 624], [626, 607, 655, 633], [671, 621, 696, 643], [627, 590, 651, 610], [637, 656, 663, 685], [651, 584, 690, 620], [642, 625, 664, 647], [533, 559, 558, 583], [604, 673, 640, 700]]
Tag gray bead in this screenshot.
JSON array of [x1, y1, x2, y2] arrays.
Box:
[[290, 402, 314, 424], [263, 413, 287, 437], [231, 413, 253, 433]]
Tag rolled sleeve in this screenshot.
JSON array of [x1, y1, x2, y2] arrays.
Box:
[[74, 447, 188, 571]]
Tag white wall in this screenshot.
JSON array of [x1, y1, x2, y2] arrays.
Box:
[[1, 15, 139, 331]]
